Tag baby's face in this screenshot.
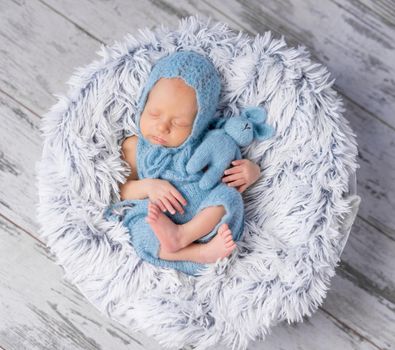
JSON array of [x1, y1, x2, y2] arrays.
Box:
[[139, 77, 197, 148]]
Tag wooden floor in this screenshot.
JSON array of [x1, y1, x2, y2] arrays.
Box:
[[1, 1, 394, 349]]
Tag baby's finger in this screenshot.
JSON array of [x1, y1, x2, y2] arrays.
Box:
[[223, 166, 241, 176], [222, 173, 242, 183], [227, 179, 246, 187], [169, 195, 185, 214], [161, 196, 176, 214], [232, 159, 244, 165], [238, 184, 248, 193], [170, 188, 187, 207]]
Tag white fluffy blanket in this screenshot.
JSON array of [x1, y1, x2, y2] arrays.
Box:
[[36, 15, 360, 350]]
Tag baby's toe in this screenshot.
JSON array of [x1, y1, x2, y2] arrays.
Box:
[[227, 242, 236, 250], [225, 240, 236, 249], [149, 202, 159, 212], [221, 230, 230, 239], [223, 229, 232, 238], [223, 244, 236, 257], [218, 223, 229, 235], [225, 236, 233, 244], [150, 203, 161, 212], [225, 239, 235, 247], [148, 207, 158, 216], [149, 203, 159, 213], [147, 210, 158, 220]]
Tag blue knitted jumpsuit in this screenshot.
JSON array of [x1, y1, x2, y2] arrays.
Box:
[[104, 51, 247, 276]]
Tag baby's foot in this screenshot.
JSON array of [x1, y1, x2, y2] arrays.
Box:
[[145, 201, 183, 253], [201, 223, 237, 263]]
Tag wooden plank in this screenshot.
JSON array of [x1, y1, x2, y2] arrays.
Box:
[[360, 0, 395, 26], [0, 92, 40, 234], [341, 217, 395, 304], [0, 0, 99, 114], [41, 0, 184, 44], [254, 309, 380, 350], [323, 268, 395, 350], [0, 214, 159, 350], [343, 96, 395, 238], [0, 214, 379, 350]]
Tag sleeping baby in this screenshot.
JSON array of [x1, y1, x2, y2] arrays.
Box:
[[104, 50, 274, 276]]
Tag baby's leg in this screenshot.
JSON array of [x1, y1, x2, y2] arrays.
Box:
[[146, 201, 225, 253], [158, 223, 236, 264]]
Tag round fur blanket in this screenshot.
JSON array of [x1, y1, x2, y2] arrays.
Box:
[[36, 15, 360, 350]]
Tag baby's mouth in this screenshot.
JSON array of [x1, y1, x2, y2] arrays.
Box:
[[152, 136, 167, 144]]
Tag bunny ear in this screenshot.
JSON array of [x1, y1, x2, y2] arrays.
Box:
[[241, 106, 268, 124], [254, 123, 275, 140], [241, 106, 275, 141]]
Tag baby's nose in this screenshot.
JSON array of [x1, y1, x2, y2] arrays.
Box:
[[157, 123, 170, 132]]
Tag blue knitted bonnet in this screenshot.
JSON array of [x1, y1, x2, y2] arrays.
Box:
[[134, 50, 222, 150]]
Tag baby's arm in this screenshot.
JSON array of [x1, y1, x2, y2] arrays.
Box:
[[119, 136, 187, 213], [222, 158, 261, 193], [119, 136, 151, 200]]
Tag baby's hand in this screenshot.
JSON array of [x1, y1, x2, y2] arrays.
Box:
[[146, 179, 187, 215], [222, 159, 261, 193]]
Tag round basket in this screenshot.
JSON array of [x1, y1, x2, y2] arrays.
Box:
[[36, 15, 361, 350]]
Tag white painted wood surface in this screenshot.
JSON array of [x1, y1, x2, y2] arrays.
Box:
[[1, 0, 394, 349]]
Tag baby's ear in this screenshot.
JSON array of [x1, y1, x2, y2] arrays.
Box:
[[223, 117, 254, 147]]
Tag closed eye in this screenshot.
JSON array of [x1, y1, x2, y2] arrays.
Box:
[[147, 110, 191, 127], [174, 122, 192, 127]]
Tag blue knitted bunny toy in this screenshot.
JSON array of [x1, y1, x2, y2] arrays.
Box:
[[104, 50, 274, 276], [186, 107, 274, 190]]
